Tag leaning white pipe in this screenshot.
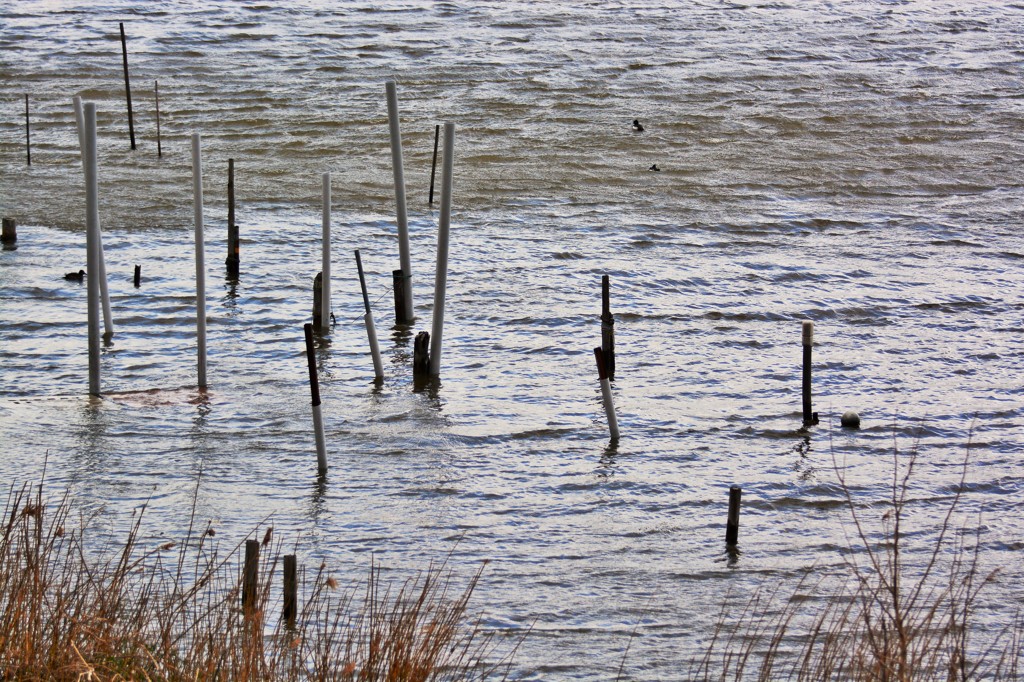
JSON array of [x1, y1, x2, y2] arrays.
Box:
[[428, 123, 456, 377], [74, 96, 113, 339], [320, 172, 331, 334], [191, 133, 208, 389], [364, 311, 384, 380], [385, 80, 414, 321], [594, 347, 619, 440], [312, 403, 328, 474], [83, 103, 102, 396]]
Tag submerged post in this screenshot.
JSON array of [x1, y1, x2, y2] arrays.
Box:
[[428, 123, 440, 204], [282, 554, 297, 628], [226, 158, 239, 277], [429, 122, 456, 377], [242, 539, 259, 611], [1, 218, 16, 244], [191, 133, 207, 388], [154, 80, 162, 158], [24, 94, 30, 166], [385, 80, 414, 324], [594, 347, 619, 440], [83, 104, 102, 396], [355, 250, 385, 381], [320, 172, 331, 334], [601, 275, 615, 380], [304, 323, 328, 475], [119, 22, 136, 150], [802, 321, 813, 425], [133, 264, 141, 287], [726, 485, 742, 546]]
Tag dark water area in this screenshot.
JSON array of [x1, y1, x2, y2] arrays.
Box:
[[2, 1, 1023, 678]]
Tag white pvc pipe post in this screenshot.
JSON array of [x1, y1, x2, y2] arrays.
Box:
[[83, 104, 102, 396], [429, 123, 456, 377], [191, 133, 208, 389], [355, 250, 384, 381], [594, 347, 620, 440], [320, 172, 332, 334], [304, 323, 328, 475], [385, 80, 414, 323], [74, 96, 113, 339]]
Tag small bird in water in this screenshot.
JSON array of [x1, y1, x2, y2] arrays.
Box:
[[649, 164, 660, 171], [64, 269, 85, 281], [632, 119, 645, 132]]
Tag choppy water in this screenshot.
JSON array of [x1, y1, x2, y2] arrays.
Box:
[[2, 1, 1024, 678]]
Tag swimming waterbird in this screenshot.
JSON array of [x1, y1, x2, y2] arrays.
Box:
[[64, 270, 85, 281], [632, 119, 645, 132]]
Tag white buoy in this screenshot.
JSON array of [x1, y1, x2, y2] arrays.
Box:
[[355, 250, 385, 381], [385, 80, 414, 323], [83, 103, 102, 396], [191, 133, 208, 389], [73, 96, 113, 339], [429, 123, 456, 377], [320, 172, 331, 334], [594, 347, 620, 440]]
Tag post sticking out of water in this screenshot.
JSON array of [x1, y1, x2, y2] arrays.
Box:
[[191, 133, 208, 389], [133, 264, 141, 287], [726, 485, 742, 546], [385, 80, 414, 324], [312, 272, 322, 329], [83, 104, 102, 396], [242, 539, 259, 612], [320, 172, 332, 334], [802, 320, 813, 425], [154, 80, 162, 158], [355, 250, 385, 381], [594, 347, 619, 440], [119, 22, 136, 150], [427, 123, 456, 377], [283, 554, 298, 628], [73, 96, 114, 340], [226, 158, 239, 277], [413, 331, 430, 377], [429, 123, 440, 204], [601, 275, 615, 380], [24, 94, 30, 166], [303, 322, 328, 475], [1, 218, 16, 245]]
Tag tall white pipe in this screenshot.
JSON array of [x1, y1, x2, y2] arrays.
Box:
[[74, 96, 113, 339], [429, 122, 456, 377], [365, 312, 384, 380], [83, 104, 102, 396], [385, 80, 414, 322], [320, 172, 331, 334], [191, 133, 208, 388]]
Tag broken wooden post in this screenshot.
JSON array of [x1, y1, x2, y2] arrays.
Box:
[[283, 554, 297, 628], [726, 485, 741, 546], [413, 331, 430, 377], [242, 539, 259, 611], [1, 218, 15, 244]]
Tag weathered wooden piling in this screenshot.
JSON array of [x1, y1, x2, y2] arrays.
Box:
[[226, 158, 239, 277], [282, 554, 298, 628], [429, 123, 440, 204], [154, 80, 162, 158], [119, 22, 136, 150], [84, 104, 102, 396], [802, 321, 813, 425], [356, 250, 385, 381], [413, 331, 430, 377], [1, 218, 15, 244], [303, 322, 328, 475], [24, 94, 30, 166], [385, 80, 414, 324], [594, 347, 619, 440], [312, 272, 323, 329], [428, 122, 456, 377], [242, 539, 259, 611], [191, 133, 208, 388], [133, 264, 141, 287], [726, 485, 741, 546], [601, 275, 615, 380]]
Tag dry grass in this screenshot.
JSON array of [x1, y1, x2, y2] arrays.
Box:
[[0, 479, 518, 681], [687, 433, 1023, 681]]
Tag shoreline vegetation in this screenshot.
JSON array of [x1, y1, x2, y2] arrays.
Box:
[[3, 441, 1021, 680]]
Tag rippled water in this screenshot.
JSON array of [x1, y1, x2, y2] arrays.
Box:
[[2, 1, 1024, 678]]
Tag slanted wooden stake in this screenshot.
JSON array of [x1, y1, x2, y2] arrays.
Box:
[[242, 539, 259, 612], [24, 94, 30, 166], [1, 218, 15, 245], [154, 80, 162, 158], [304, 322, 328, 475], [726, 485, 741, 546], [594, 347, 619, 440], [601, 275, 615, 380], [283, 554, 298, 628], [428, 123, 440, 204], [226, 158, 239, 277], [355, 250, 385, 381], [119, 22, 136, 150], [802, 321, 814, 425]]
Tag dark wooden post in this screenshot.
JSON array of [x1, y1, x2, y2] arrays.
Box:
[[413, 331, 430, 377], [1, 218, 16, 244], [226, 159, 239, 277], [119, 22, 136, 150], [802, 321, 813, 425], [283, 554, 297, 628], [601, 275, 615, 380], [392, 269, 406, 324], [726, 485, 741, 545], [242, 539, 259, 611], [312, 272, 323, 329], [154, 80, 162, 158], [428, 124, 440, 204], [133, 264, 141, 287]]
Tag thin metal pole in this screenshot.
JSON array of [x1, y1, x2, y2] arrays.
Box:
[[154, 80, 162, 157], [119, 22, 136, 150], [355, 250, 384, 381]]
